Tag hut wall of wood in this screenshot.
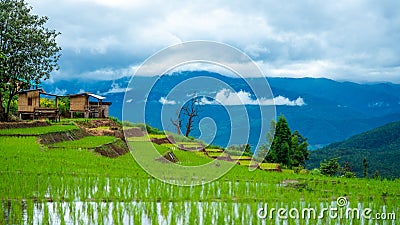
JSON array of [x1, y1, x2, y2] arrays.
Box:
[[18, 90, 40, 113], [89, 102, 111, 118], [103, 104, 110, 117], [70, 95, 88, 112]]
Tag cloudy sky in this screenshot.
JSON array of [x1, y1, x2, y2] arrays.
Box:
[[28, 0, 400, 83]]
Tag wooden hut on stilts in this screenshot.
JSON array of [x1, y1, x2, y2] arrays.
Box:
[[69, 93, 111, 118], [17, 89, 61, 121]]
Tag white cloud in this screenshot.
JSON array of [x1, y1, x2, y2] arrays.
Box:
[[273, 96, 306, 106], [199, 89, 305, 106], [28, 0, 400, 83], [159, 97, 176, 105], [78, 66, 137, 81], [198, 97, 215, 105], [102, 82, 132, 95], [53, 88, 67, 96]]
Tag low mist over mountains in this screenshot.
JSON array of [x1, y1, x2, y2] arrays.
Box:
[[42, 71, 400, 148]]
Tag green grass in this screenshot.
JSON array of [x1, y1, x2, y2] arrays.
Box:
[[127, 134, 169, 142], [171, 149, 213, 166], [0, 125, 78, 135], [129, 141, 211, 166], [51, 136, 116, 148], [129, 141, 170, 155]]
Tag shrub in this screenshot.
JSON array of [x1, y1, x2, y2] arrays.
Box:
[[145, 124, 163, 134], [309, 168, 322, 176], [320, 158, 341, 176], [344, 172, 356, 178], [109, 116, 122, 126]]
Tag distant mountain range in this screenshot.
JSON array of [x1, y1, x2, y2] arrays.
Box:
[[307, 121, 400, 178], [42, 71, 400, 148]]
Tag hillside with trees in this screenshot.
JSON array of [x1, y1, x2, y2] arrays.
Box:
[[307, 121, 400, 178]]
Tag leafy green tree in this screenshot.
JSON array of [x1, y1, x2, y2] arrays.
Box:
[[291, 131, 309, 167], [0, 0, 61, 121], [40, 98, 56, 108], [320, 158, 341, 176], [58, 97, 70, 117], [343, 161, 352, 173], [270, 115, 292, 166], [261, 115, 309, 168], [255, 120, 276, 162]]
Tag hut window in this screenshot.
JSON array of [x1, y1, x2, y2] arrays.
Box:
[[28, 97, 32, 106]]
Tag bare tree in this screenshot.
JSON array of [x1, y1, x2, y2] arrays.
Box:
[[182, 97, 200, 137], [170, 93, 202, 137], [170, 109, 182, 135]]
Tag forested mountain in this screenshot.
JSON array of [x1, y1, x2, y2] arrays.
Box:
[[42, 71, 400, 147], [307, 121, 400, 178]]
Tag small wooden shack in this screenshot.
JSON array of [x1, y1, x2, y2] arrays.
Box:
[[18, 89, 60, 121], [69, 93, 111, 118]]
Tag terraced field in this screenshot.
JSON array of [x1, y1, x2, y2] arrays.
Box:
[[0, 124, 78, 135], [50, 136, 116, 148], [0, 121, 399, 224]]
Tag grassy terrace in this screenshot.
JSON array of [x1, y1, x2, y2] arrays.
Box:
[[0, 124, 78, 135], [259, 163, 280, 170], [207, 152, 230, 158], [50, 136, 116, 148], [177, 142, 203, 147], [0, 123, 399, 224], [230, 155, 252, 160], [205, 148, 224, 152], [237, 160, 258, 167]]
